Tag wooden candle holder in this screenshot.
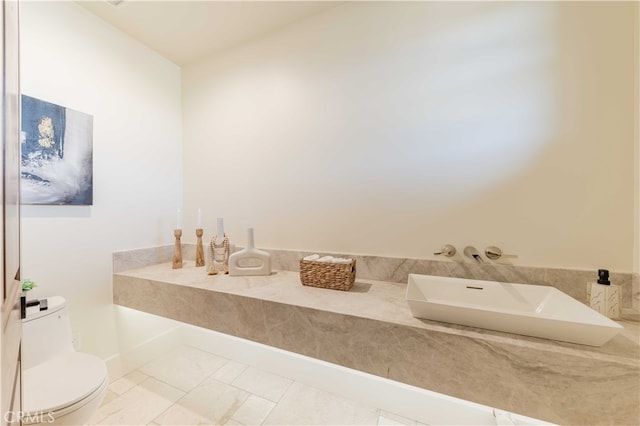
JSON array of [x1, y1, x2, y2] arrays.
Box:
[[195, 228, 205, 267], [172, 229, 183, 269]]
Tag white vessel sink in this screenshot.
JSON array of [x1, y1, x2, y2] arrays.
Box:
[[406, 274, 623, 346]]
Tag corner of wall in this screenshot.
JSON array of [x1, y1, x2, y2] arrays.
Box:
[[635, 1, 640, 275], [20, 1, 183, 358], [634, 2, 640, 310]]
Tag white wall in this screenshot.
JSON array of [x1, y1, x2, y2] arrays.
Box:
[[20, 1, 182, 359], [18, 0, 638, 357], [182, 1, 636, 271]]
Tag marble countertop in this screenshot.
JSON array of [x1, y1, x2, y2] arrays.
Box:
[[116, 261, 639, 366]]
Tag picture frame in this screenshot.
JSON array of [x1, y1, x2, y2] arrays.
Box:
[[20, 95, 93, 205]]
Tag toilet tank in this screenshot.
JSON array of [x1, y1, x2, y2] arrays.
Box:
[[22, 296, 75, 370]]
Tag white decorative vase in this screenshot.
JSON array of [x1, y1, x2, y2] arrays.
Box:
[[228, 228, 272, 276]]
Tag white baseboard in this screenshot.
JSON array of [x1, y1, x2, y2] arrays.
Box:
[[104, 325, 182, 380]]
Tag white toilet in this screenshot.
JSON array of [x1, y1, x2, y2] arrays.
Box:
[[22, 296, 108, 425]]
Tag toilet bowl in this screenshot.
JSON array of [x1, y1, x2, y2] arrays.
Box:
[[22, 297, 108, 425]]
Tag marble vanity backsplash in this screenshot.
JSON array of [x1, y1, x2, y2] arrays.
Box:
[[113, 245, 196, 272], [113, 245, 640, 313]]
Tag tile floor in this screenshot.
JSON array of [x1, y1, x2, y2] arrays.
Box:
[[90, 345, 426, 426]]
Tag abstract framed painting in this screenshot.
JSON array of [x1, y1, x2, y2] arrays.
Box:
[[21, 95, 93, 205]]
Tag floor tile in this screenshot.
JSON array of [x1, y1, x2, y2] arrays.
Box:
[[100, 390, 119, 407], [153, 378, 249, 425], [231, 395, 275, 425], [139, 345, 228, 392], [210, 360, 248, 384], [231, 366, 292, 402], [89, 390, 119, 425], [91, 377, 184, 425], [153, 404, 211, 425], [263, 381, 379, 425], [89, 345, 427, 426], [109, 370, 149, 395]]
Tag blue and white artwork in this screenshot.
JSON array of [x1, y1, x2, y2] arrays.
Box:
[[21, 95, 93, 205]]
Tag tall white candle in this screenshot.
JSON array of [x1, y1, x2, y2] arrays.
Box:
[[197, 208, 202, 228], [216, 217, 224, 244], [176, 208, 183, 230]]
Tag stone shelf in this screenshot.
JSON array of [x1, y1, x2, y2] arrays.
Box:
[[114, 262, 639, 425]]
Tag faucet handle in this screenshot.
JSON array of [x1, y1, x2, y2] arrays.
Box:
[[484, 246, 517, 260], [434, 244, 456, 257]]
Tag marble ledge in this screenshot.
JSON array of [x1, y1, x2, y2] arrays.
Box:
[[114, 262, 639, 364], [113, 262, 639, 425]]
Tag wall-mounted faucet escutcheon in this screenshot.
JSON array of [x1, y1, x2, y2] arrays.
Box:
[[484, 246, 518, 260], [434, 245, 456, 257]]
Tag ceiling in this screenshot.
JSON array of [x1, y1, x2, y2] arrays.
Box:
[[76, 1, 342, 66]]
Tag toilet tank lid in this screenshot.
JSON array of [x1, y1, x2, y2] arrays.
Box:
[[23, 296, 66, 322]]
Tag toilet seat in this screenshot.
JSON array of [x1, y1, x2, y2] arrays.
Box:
[[23, 351, 108, 417]]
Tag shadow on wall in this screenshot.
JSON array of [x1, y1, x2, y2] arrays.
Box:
[[419, 1, 634, 268]]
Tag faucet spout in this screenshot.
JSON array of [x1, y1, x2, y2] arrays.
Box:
[[463, 246, 484, 263]]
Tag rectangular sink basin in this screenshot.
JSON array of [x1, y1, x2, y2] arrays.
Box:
[[406, 274, 623, 346]]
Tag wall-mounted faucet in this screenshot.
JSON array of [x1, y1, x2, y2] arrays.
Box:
[[434, 244, 456, 257], [463, 246, 484, 263]]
